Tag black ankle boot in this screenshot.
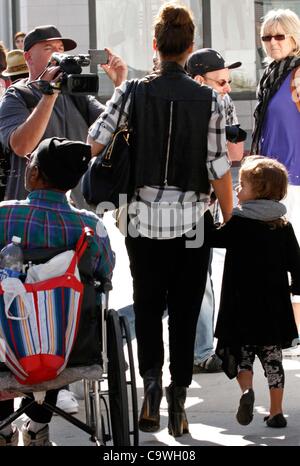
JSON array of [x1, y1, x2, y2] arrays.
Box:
[[166, 382, 189, 437], [139, 369, 163, 433]]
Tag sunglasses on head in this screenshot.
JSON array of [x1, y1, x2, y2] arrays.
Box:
[[205, 77, 232, 87], [261, 34, 289, 42]]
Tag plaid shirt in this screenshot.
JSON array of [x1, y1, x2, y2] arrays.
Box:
[[223, 94, 239, 126], [0, 190, 115, 279], [89, 79, 230, 239]]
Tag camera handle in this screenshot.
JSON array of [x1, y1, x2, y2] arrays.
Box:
[[28, 80, 58, 95]]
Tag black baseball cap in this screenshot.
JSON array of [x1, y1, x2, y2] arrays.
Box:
[[187, 48, 241, 77], [24, 25, 77, 52], [33, 137, 91, 191]]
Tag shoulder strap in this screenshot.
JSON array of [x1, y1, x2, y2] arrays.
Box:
[[127, 79, 138, 128], [116, 79, 138, 129], [12, 79, 39, 110], [67, 227, 95, 275]]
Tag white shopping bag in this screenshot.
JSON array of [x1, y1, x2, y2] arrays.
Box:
[[26, 250, 80, 283]]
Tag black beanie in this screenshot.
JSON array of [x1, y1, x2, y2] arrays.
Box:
[[34, 137, 91, 191]]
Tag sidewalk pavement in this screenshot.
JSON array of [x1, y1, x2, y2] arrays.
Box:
[[46, 340, 300, 447]]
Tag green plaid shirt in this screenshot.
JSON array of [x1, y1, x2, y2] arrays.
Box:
[[0, 190, 115, 280]]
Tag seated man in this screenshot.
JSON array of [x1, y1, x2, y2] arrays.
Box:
[[0, 137, 115, 446]]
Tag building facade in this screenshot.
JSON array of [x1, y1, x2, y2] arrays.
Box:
[[1, 0, 300, 149]]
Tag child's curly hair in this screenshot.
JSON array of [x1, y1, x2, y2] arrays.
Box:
[[240, 156, 288, 227], [240, 156, 288, 200]]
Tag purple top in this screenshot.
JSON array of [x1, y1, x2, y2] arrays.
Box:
[[260, 72, 300, 186]]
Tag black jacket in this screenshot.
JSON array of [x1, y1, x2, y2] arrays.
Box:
[[131, 62, 213, 193], [208, 216, 300, 356], [208, 216, 300, 378]]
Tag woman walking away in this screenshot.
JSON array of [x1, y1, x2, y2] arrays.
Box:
[[88, 2, 232, 437], [251, 9, 300, 348], [210, 157, 300, 428]]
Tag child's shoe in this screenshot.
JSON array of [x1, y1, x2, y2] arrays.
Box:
[[236, 388, 255, 425]]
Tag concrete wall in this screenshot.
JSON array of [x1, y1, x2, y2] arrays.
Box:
[[19, 0, 90, 54], [210, 0, 257, 94], [0, 0, 13, 49]]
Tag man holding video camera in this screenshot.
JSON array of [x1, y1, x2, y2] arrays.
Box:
[[0, 25, 128, 202]]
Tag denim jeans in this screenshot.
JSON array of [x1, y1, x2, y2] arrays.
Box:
[[194, 271, 215, 364]]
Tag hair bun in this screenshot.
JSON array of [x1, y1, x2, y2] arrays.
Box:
[[154, 3, 194, 56], [161, 4, 193, 27]]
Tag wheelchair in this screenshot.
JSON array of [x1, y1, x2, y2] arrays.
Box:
[[0, 240, 139, 446]]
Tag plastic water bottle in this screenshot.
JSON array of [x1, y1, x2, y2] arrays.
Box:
[[0, 236, 24, 280]]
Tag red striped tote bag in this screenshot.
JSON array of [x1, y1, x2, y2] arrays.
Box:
[[0, 227, 93, 385]]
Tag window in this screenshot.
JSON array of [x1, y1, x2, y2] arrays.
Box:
[[210, 0, 257, 94], [95, 0, 203, 97]]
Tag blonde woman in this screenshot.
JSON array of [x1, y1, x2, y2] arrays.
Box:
[[251, 9, 300, 348]]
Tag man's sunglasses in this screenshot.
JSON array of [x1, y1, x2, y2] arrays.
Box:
[[261, 34, 290, 42], [205, 77, 232, 87]]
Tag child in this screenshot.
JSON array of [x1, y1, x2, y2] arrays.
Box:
[[209, 156, 300, 428]]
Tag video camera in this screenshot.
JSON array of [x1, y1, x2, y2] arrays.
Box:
[[43, 49, 109, 95]]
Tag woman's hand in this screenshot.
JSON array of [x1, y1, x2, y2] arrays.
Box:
[[101, 48, 128, 88]]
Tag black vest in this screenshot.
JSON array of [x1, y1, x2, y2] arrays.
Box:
[[131, 62, 213, 194]]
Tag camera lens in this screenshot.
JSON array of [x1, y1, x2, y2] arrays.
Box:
[[67, 75, 99, 94], [71, 78, 85, 92]]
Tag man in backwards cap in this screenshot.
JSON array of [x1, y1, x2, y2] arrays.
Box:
[[0, 25, 127, 202], [187, 48, 241, 94], [0, 137, 114, 446], [187, 48, 245, 161]]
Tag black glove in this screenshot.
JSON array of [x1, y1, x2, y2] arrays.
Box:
[[226, 124, 247, 143], [29, 80, 56, 95]]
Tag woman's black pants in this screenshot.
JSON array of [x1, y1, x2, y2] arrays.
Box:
[[125, 212, 212, 387]]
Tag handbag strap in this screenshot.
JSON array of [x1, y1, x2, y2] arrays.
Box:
[[67, 227, 95, 275], [116, 79, 138, 129], [128, 79, 139, 129]]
